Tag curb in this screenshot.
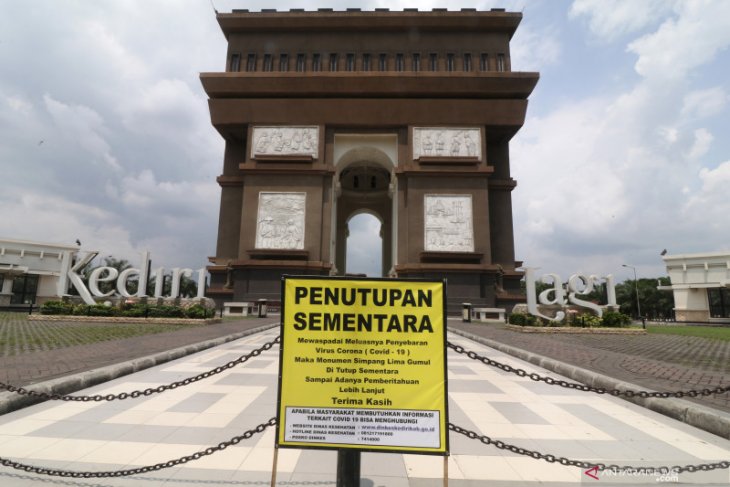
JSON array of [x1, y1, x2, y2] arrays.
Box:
[[27, 315, 222, 325], [449, 327, 730, 440], [0, 322, 280, 416], [504, 324, 647, 334]]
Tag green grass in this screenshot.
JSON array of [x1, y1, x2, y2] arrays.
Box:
[[647, 325, 730, 341], [0, 312, 204, 356]]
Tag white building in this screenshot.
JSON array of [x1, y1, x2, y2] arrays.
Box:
[[661, 251, 730, 323], [0, 238, 79, 307]]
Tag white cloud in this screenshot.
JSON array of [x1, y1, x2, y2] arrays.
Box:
[[5, 95, 33, 115], [628, 0, 730, 80], [657, 126, 678, 144], [569, 0, 674, 42], [681, 87, 729, 120], [513, 96, 630, 244], [111, 169, 219, 221], [81, 20, 149, 82], [513, 45, 729, 278], [346, 213, 383, 276], [682, 161, 730, 239], [120, 79, 203, 135], [685, 128, 713, 160], [695, 160, 730, 195], [2, 0, 729, 284], [511, 25, 561, 72], [43, 94, 121, 170], [0, 188, 119, 253]]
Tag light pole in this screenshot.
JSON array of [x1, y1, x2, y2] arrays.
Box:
[[622, 264, 642, 325]]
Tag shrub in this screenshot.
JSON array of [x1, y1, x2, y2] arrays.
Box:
[[509, 313, 526, 325], [121, 304, 149, 317], [184, 304, 210, 319], [509, 312, 540, 326], [575, 313, 602, 328], [40, 300, 75, 315], [602, 311, 632, 328], [88, 304, 116, 316], [147, 305, 184, 318], [42, 301, 209, 319], [71, 304, 118, 316]]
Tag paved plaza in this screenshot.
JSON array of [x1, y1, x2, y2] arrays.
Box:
[[1, 322, 730, 485], [451, 322, 730, 413]]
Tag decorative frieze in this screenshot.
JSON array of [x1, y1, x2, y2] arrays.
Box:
[[251, 126, 319, 159], [424, 195, 474, 252], [412, 127, 481, 160], [255, 192, 306, 250]]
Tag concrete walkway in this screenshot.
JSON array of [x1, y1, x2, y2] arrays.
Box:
[[1, 326, 730, 485], [450, 321, 730, 414]]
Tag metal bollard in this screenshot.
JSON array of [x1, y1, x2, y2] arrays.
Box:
[[462, 303, 472, 323]]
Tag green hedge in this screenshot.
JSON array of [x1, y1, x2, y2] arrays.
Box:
[[508, 310, 632, 328], [601, 311, 632, 328], [41, 301, 214, 319], [508, 312, 540, 326], [38, 300, 74, 315]]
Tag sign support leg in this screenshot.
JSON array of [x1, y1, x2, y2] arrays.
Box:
[[443, 455, 449, 487], [336, 449, 361, 487], [270, 446, 279, 487]]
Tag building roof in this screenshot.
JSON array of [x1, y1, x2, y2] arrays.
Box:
[[216, 9, 522, 39]]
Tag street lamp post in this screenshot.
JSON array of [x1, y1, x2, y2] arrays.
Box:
[[622, 264, 643, 327]]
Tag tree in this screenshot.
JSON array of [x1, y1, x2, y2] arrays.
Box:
[[615, 277, 674, 320], [150, 272, 199, 298]]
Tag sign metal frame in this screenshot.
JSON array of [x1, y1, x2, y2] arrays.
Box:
[[275, 276, 449, 456]]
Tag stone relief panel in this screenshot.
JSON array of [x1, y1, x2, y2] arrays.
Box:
[[251, 126, 319, 159], [424, 195, 474, 252], [255, 192, 306, 250], [412, 127, 481, 160]]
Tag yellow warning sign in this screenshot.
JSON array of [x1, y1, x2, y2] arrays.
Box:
[[276, 276, 448, 454]]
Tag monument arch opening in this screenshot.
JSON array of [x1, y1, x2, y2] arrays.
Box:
[[333, 135, 397, 279], [345, 211, 384, 277]]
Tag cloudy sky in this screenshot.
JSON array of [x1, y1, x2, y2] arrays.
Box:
[[1, 1, 729, 284]]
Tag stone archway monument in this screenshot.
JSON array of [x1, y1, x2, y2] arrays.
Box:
[[201, 8, 538, 314]]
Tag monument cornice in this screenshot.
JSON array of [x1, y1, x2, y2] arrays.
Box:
[[395, 167, 494, 177], [200, 72, 539, 100], [236, 164, 335, 176], [395, 263, 503, 273], [216, 175, 244, 187], [217, 10, 523, 38], [206, 99, 530, 130], [487, 178, 518, 190]]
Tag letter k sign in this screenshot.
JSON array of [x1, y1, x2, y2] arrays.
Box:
[[57, 250, 99, 305]]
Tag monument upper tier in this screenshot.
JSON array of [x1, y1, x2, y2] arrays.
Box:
[[201, 9, 539, 138], [202, 9, 538, 95]]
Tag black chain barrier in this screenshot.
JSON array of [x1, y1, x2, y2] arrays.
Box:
[[449, 422, 730, 475], [0, 336, 281, 402], [0, 335, 727, 480], [2, 418, 726, 479], [0, 417, 277, 478], [447, 341, 730, 398]]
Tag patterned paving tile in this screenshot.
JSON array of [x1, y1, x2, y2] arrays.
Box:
[[0, 329, 728, 486]]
